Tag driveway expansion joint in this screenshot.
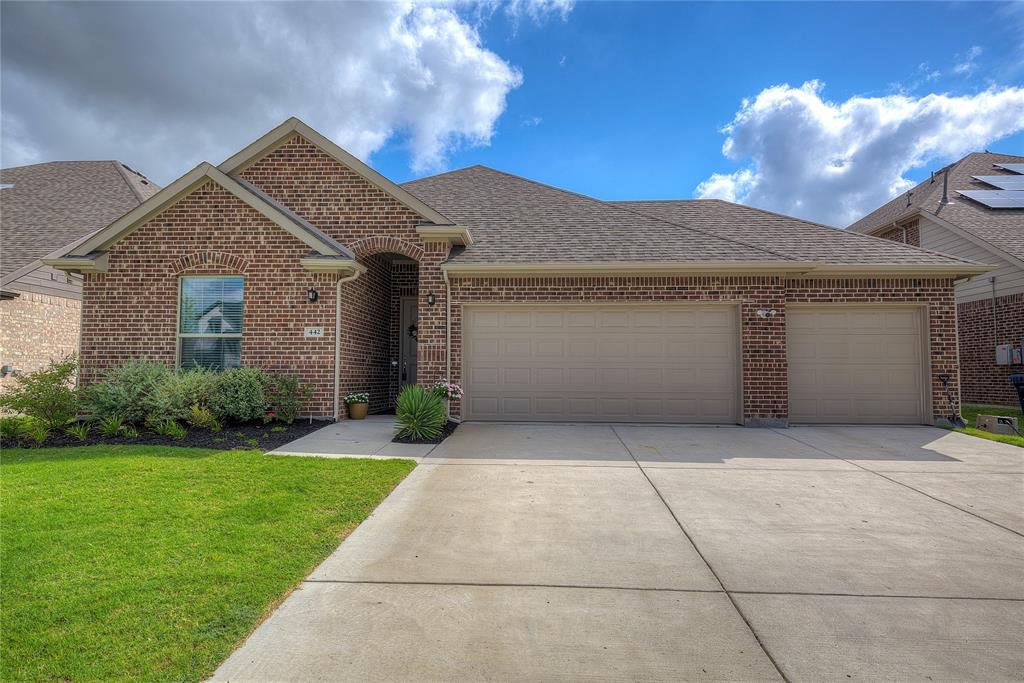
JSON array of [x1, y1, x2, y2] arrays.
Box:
[[609, 424, 793, 683], [769, 428, 1024, 540]]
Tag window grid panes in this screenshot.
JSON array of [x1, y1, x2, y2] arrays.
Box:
[[178, 276, 243, 371]]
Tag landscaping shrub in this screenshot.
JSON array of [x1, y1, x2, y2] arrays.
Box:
[[209, 368, 269, 422], [98, 415, 126, 438], [0, 416, 28, 440], [152, 418, 187, 440], [266, 374, 303, 424], [187, 404, 221, 432], [84, 359, 170, 425], [148, 368, 217, 423], [0, 356, 79, 429], [394, 385, 446, 441], [65, 422, 91, 441], [23, 420, 49, 444]]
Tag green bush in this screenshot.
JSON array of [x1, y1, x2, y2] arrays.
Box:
[[0, 356, 79, 429], [209, 368, 269, 423], [153, 418, 187, 440], [84, 359, 170, 425], [394, 385, 446, 441], [187, 404, 221, 432], [149, 368, 217, 423], [98, 415, 126, 438], [266, 374, 303, 424], [24, 420, 50, 444], [0, 415, 29, 440], [65, 422, 91, 441]]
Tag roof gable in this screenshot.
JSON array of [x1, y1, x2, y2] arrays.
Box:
[[218, 117, 454, 226], [47, 163, 356, 271]]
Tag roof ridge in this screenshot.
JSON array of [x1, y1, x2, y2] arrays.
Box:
[[463, 166, 797, 262], [111, 160, 149, 203]]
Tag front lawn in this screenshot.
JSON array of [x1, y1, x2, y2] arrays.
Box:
[[956, 403, 1024, 448], [1, 445, 415, 681]]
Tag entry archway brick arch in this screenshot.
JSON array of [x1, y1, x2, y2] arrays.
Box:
[[349, 236, 424, 263]]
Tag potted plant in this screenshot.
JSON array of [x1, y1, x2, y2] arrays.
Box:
[[345, 392, 369, 419]]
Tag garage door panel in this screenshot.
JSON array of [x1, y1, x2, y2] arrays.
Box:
[[464, 305, 739, 423], [789, 307, 925, 424]]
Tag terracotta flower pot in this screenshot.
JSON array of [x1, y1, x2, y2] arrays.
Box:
[[348, 402, 369, 420]]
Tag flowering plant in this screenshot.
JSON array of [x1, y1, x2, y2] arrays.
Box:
[[344, 392, 369, 405], [430, 379, 464, 401]]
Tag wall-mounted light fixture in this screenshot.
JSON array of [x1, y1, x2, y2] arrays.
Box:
[[427, 292, 436, 306], [756, 308, 778, 318], [307, 287, 319, 303]]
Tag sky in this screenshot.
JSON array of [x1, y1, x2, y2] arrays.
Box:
[[2, 1, 1023, 228]]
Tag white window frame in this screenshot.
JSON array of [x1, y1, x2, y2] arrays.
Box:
[[177, 275, 244, 370]]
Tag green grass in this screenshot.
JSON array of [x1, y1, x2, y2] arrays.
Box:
[[1, 445, 416, 681], [955, 403, 1024, 448]]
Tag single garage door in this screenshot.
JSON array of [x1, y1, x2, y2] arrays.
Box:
[[462, 304, 739, 423], [788, 306, 927, 424]]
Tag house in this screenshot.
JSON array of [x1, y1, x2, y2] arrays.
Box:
[[0, 161, 159, 389], [848, 152, 1024, 407], [46, 118, 990, 426]]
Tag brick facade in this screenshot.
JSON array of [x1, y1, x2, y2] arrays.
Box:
[[447, 275, 958, 425], [876, 218, 920, 247], [958, 293, 1024, 407], [0, 291, 81, 392], [74, 134, 964, 425]]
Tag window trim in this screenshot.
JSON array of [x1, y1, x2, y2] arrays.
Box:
[[176, 275, 245, 370]]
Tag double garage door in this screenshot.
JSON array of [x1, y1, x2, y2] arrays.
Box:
[[462, 303, 927, 425]]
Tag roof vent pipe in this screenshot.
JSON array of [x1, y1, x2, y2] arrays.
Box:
[[940, 169, 950, 205]]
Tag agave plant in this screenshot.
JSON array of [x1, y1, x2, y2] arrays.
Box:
[[394, 385, 446, 441]]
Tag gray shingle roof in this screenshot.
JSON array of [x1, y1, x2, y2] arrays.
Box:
[[614, 200, 981, 267], [402, 166, 792, 265], [402, 165, 983, 269], [847, 151, 1024, 261], [1, 161, 159, 280]]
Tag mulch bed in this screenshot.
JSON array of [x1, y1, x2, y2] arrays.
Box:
[[391, 420, 459, 445], [1, 419, 331, 453]]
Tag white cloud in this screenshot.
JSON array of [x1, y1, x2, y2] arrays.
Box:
[[1, 2, 528, 182], [953, 46, 983, 75], [695, 81, 1024, 226]]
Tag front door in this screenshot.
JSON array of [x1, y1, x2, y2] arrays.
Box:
[[399, 297, 418, 386]]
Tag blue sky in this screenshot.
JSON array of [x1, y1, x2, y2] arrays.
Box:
[[3, 1, 1023, 226]]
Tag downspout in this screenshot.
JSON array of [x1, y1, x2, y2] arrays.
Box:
[[333, 270, 362, 421], [990, 276, 998, 354], [443, 268, 458, 422]]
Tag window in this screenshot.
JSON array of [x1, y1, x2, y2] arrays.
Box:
[[178, 276, 243, 370]]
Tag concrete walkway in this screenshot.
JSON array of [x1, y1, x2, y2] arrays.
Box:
[[215, 423, 1024, 682], [269, 415, 435, 460]]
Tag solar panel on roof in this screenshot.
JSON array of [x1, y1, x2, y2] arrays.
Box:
[[972, 175, 1024, 190], [958, 189, 1024, 208], [993, 163, 1024, 175]]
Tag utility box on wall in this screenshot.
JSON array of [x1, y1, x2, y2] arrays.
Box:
[[995, 343, 1023, 366]]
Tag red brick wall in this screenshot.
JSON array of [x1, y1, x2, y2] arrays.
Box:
[[79, 181, 338, 415], [876, 218, 920, 247], [0, 291, 80, 393], [447, 275, 959, 425], [958, 293, 1024, 407], [339, 255, 393, 415]]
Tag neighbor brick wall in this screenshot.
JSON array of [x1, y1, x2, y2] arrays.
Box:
[[447, 275, 959, 425], [876, 218, 920, 247], [79, 181, 338, 416], [958, 293, 1024, 407], [0, 291, 80, 392], [339, 255, 392, 415]]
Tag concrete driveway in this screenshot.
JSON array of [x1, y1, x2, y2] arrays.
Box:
[[213, 424, 1024, 682]]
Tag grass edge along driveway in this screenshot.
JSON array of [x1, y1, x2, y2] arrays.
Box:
[[1, 445, 415, 682], [957, 403, 1024, 448]]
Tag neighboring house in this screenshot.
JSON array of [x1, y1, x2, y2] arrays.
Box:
[[0, 161, 159, 389], [848, 152, 1024, 406], [46, 118, 989, 426]]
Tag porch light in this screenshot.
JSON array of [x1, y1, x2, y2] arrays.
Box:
[[307, 287, 319, 303], [427, 292, 436, 306]]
